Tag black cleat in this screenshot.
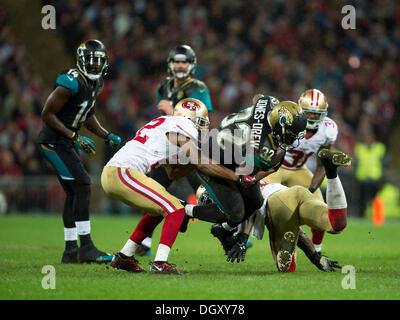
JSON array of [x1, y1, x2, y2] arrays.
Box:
[[149, 261, 188, 275], [318, 149, 352, 168], [77, 244, 112, 263], [61, 247, 78, 264], [210, 223, 237, 254], [277, 231, 296, 272], [110, 253, 146, 273]]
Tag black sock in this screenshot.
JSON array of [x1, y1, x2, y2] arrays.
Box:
[[65, 240, 78, 251], [79, 234, 93, 247], [325, 167, 338, 179], [193, 204, 227, 223]]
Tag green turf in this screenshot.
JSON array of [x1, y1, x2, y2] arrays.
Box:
[[0, 214, 399, 300]]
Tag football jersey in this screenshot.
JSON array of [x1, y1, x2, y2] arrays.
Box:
[[209, 95, 282, 173], [281, 116, 338, 171], [37, 68, 104, 144], [157, 77, 213, 111], [105, 116, 198, 174]]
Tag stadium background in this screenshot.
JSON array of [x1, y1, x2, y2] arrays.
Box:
[[0, 0, 399, 220]]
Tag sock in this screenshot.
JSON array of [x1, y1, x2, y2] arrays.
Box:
[[130, 214, 164, 244], [141, 237, 152, 248], [185, 204, 195, 217], [76, 220, 92, 246], [64, 227, 77, 240], [311, 228, 325, 248], [326, 177, 347, 232], [159, 208, 185, 248], [65, 240, 78, 250], [313, 243, 322, 253], [120, 239, 139, 257], [154, 244, 170, 262], [222, 222, 235, 231]]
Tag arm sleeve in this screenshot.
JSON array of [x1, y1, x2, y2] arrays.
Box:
[[55, 74, 79, 96]]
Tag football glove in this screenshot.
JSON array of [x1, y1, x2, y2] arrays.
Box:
[[237, 174, 257, 189], [226, 233, 249, 263], [310, 251, 341, 272], [105, 133, 122, 149], [74, 135, 96, 156]]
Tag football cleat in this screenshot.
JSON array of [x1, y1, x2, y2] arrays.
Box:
[[210, 223, 238, 254], [149, 261, 188, 275], [77, 244, 112, 263], [134, 244, 151, 257], [277, 231, 296, 272], [110, 253, 146, 273], [318, 149, 352, 168], [61, 247, 78, 264]]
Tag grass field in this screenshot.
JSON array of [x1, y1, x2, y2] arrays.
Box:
[[0, 214, 399, 301]]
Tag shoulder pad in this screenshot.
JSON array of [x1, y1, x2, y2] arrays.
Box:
[[55, 72, 79, 96]]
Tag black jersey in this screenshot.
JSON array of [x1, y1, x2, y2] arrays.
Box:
[[37, 68, 103, 144], [209, 96, 283, 173], [157, 77, 212, 111]]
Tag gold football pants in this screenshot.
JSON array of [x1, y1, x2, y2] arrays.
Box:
[[262, 166, 324, 202], [101, 166, 183, 217], [265, 186, 333, 256]]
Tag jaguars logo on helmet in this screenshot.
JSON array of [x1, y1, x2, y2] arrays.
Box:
[[268, 101, 307, 148], [76, 39, 108, 81]]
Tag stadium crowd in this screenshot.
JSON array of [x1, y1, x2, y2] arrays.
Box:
[[0, 0, 399, 213]]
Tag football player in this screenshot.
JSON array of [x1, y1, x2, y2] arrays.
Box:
[[136, 44, 213, 257], [262, 89, 338, 253], [36, 39, 122, 263], [102, 98, 244, 274], [157, 44, 212, 115], [199, 148, 351, 272], [182, 96, 307, 244]]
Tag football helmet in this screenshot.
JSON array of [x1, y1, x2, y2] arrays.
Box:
[[267, 101, 307, 148], [174, 98, 210, 130], [298, 89, 328, 130], [167, 45, 197, 80], [76, 39, 108, 81]]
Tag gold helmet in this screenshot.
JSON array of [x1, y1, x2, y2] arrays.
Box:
[[267, 101, 307, 148], [174, 98, 210, 129], [298, 89, 328, 130]]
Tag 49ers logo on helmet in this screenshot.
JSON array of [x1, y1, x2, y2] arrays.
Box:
[[182, 101, 199, 111]]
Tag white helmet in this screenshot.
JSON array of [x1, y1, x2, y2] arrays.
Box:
[[298, 89, 328, 130]]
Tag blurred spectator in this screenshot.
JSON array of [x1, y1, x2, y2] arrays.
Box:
[[1, 0, 400, 215], [354, 130, 386, 217]]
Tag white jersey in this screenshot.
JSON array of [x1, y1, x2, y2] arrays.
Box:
[[251, 181, 288, 240], [105, 116, 198, 174], [282, 116, 338, 172]]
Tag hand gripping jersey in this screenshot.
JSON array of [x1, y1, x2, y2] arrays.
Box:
[[211, 96, 282, 173], [37, 68, 104, 144], [105, 116, 198, 174], [282, 116, 338, 171]]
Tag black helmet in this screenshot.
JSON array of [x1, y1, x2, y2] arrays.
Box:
[[267, 101, 307, 148], [76, 39, 108, 81], [167, 44, 197, 79]]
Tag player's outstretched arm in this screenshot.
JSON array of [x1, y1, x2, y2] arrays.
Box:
[[164, 164, 195, 180], [297, 228, 341, 272], [169, 133, 239, 182]]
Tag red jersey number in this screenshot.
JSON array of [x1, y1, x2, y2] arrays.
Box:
[[133, 117, 166, 144], [283, 150, 314, 168]]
